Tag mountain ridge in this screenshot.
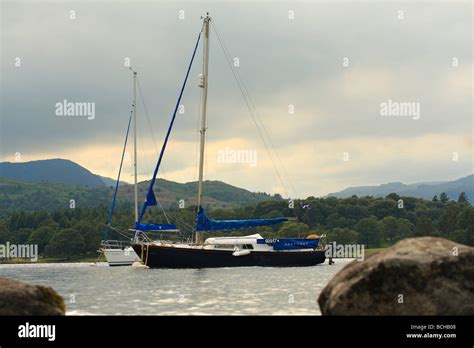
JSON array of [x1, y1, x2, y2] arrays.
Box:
[[1, 159, 472, 207], [0, 159, 108, 187], [328, 175, 473, 200], [0, 159, 280, 214]]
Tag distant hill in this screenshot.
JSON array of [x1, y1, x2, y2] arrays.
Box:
[[0, 159, 280, 214], [0, 177, 112, 214], [98, 175, 126, 187], [0, 178, 279, 215], [116, 178, 277, 210], [328, 175, 474, 201], [0, 159, 108, 187]]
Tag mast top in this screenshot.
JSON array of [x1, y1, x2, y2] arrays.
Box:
[[201, 13, 211, 23]]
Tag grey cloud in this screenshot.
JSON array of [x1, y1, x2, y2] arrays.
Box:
[[1, 1, 472, 194]]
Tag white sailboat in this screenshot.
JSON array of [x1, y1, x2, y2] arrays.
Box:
[[100, 240, 140, 266], [99, 69, 141, 266]]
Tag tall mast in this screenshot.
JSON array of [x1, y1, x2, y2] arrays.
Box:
[[132, 69, 139, 223], [196, 14, 211, 243]]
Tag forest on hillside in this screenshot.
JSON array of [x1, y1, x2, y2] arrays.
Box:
[[0, 177, 279, 214], [0, 192, 472, 260]]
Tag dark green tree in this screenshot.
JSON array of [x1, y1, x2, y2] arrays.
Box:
[[355, 217, 384, 248], [330, 227, 358, 244], [414, 216, 437, 237], [369, 199, 399, 219], [278, 222, 310, 238], [46, 229, 86, 259], [385, 193, 400, 201], [9, 228, 33, 244], [457, 192, 469, 205], [455, 206, 474, 245], [439, 204, 461, 238], [72, 221, 100, 253], [382, 216, 414, 241], [440, 192, 449, 203], [27, 225, 57, 254]]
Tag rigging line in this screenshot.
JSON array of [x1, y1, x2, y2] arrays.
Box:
[[211, 20, 299, 199], [140, 194, 194, 231], [137, 77, 172, 224], [155, 197, 171, 224], [103, 111, 133, 241], [211, 21, 298, 199], [235, 73, 298, 199], [106, 224, 134, 239], [174, 217, 194, 231], [136, 108, 147, 176], [136, 76, 160, 157], [210, 21, 289, 198], [165, 210, 195, 234], [211, 20, 288, 196], [241, 82, 299, 198], [137, 31, 202, 224], [166, 209, 194, 229], [135, 116, 171, 212], [135, 120, 170, 224]]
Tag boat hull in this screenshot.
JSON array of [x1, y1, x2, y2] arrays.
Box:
[[132, 244, 326, 268], [102, 247, 141, 266]]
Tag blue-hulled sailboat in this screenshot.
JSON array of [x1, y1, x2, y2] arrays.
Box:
[[131, 14, 326, 268]]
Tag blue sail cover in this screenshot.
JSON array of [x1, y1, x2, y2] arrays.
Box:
[[135, 188, 176, 230], [135, 223, 177, 231], [195, 207, 288, 232]]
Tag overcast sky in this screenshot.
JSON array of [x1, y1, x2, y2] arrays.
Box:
[[1, 0, 472, 197]]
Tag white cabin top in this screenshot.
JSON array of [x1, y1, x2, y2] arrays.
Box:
[[204, 234, 263, 245]]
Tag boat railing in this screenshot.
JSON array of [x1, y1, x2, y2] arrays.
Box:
[[100, 240, 131, 250], [129, 230, 154, 244], [130, 229, 187, 244]]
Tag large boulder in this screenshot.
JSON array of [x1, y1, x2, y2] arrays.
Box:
[[0, 278, 65, 315], [318, 237, 474, 315]]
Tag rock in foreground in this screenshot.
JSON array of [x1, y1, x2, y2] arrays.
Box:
[[318, 237, 474, 315], [0, 278, 65, 315]]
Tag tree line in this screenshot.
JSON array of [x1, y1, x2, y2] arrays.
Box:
[[0, 191, 472, 260]]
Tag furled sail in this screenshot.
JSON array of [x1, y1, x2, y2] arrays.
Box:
[[195, 207, 288, 231], [135, 223, 178, 231], [135, 31, 202, 230]]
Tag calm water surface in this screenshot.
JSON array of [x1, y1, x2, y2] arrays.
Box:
[[0, 259, 353, 315]]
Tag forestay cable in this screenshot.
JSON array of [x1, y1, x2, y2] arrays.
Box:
[[210, 20, 296, 199]]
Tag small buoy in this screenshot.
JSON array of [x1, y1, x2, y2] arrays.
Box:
[[132, 261, 148, 269]]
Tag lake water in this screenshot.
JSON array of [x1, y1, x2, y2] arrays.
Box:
[[0, 259, 353, 315]]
